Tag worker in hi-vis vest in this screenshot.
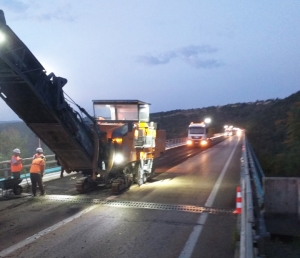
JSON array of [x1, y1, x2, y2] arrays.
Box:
[[33, 147, 44, 159], [29, 155, 45, 196], [33, 148, 46, 171], [10, 148, 23, 180]]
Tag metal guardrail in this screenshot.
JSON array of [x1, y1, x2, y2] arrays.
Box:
[[0, 138, 189, 182], [0, 138, 186, 181], [239, 136, 269, 258], [166, 138, 187, 149], [240, 139, 254, 258], [0, 135, 225, 182], [248, 143, 265, 208], [165, 134, 224, 149], [0, 155, 61, 181]]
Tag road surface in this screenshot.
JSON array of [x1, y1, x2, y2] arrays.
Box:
[[0, 135, 242, 258]]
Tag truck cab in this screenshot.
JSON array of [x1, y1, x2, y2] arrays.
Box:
[[186, 122, 211, 147], [224, 125, 233, 136]]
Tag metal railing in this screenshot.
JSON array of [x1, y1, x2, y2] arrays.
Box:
[[0, 155, 61, 181], [0, 138, 187, 180], [0, 135, 226, 182], [166, 138, 187, 149], [165, 134, 225, 149], [239, 136, 269, 258], [0, 137, 189, 181]]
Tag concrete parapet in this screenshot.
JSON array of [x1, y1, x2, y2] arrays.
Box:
[[263, 177, 300, 237], [263, 177, 300, 217]]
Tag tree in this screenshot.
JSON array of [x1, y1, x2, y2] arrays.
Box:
[[285, 102, 300, 148]]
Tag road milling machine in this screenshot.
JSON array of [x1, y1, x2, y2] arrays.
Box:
[[0, 10, 166, 194]]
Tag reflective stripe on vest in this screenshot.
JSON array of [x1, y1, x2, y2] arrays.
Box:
[[10, 156, 23, 172], [30, 158, 45, 173]]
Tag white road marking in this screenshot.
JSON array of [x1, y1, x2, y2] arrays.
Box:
[[106, 195, 118, 200], [178, 138, 239, 258], [0, 205, 98, 257]]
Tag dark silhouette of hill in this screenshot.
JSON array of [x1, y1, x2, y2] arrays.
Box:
[[150, 91, 300, 177], [246, 91, 300, 177], [0, 121, 52, 161], [150, 99, 278, 139]]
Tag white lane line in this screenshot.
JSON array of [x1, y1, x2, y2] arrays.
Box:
[[0, 205, 98, 257], [178, 138, 239, 258]]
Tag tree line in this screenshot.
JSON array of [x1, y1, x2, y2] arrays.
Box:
[[0, 122, 52, 162]]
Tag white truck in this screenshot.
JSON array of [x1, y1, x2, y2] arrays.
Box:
[[224, 125, 233, 136], [186, 122, 213, 147]]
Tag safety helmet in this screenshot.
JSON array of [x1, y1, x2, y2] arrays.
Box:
[[36, 147, 43, 153], [13, 148, 21, 154]]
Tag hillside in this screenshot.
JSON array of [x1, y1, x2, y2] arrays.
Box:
[[0, 121, 20, 124], [150, 91, 300, 177], [0, 122, 52, 161], [246, 91, 300, 177], [150, 99, 278, 139]]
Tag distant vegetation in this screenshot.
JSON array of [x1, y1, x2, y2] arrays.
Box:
[[1, 91, 299, 177], [150, 91, 300, 177], [0, 122, 52, 161]]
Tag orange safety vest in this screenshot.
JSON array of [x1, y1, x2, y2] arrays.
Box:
[[10, 155, 23, 172], [30, 158, 45, 173]]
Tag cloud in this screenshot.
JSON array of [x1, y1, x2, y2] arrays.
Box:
[[136, 51, 177, 65], [136, 45, 223, 69], [1, 1, 75, 22], [183, 57, 223, 69], [34, 8, 75, 22], [0, 0, 29, 12]]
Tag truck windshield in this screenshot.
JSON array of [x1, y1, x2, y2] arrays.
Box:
[[189, 127, 205, 134]]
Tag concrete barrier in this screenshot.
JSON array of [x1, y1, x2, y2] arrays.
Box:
[[263, 177, 300, 218]]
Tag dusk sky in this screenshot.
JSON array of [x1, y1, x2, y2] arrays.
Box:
[[0, 1, 299, 121]]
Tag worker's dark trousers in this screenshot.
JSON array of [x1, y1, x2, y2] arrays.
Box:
[[30, 173, 45, 196]]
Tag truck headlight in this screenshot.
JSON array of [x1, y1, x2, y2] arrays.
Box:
[[200, 140, 208, 146], [187, 140, 192, 145]]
